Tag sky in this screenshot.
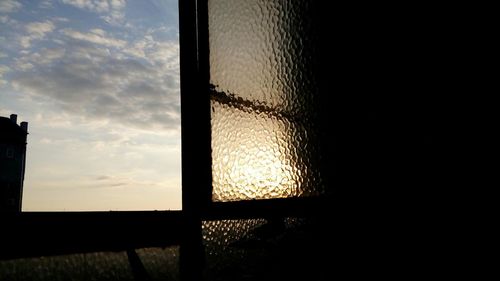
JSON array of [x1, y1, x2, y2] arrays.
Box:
[[0, 0, 181, 211]]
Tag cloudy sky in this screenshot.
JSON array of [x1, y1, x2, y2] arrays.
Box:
[[0, 0, 181, 211]]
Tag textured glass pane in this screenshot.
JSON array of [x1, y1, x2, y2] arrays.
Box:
[[135, 247, 180, 281], [209, 0, 323, 201], [0, 247, 179, 281], [202, 218, 320, 280], [0, 251, 133, 281], [203, 219, 267, 255]]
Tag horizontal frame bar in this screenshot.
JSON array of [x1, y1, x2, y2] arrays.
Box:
[[0, 211, 183, 260], [202, 196, 332, 220]]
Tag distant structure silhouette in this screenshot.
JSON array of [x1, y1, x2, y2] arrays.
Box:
[[0, 114, 28, 212]]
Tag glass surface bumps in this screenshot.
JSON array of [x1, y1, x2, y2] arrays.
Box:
[[209, 0, 323, 201]]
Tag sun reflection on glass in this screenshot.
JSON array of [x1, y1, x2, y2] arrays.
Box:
[[228, 140, 294, 198], [211, 90, 321, 201]]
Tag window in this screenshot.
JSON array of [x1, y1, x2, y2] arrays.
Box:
[[1, 1, 334, 280], [0, 1, 442, 280], [6, 148, 14, 158]]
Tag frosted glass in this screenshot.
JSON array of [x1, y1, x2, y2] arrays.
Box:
[[0, 247, 179, 281], [202, 219, 267, 255], [202, 218, 314, 280], [0, 251, 133, 281], [209, 0, 323, 201], [202, 219, 269, 280], [135, 247, 180, 281]]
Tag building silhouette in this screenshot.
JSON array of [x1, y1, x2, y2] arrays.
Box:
[[0, 114, 28, 212]]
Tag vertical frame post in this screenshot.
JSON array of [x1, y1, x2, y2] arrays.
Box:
[[179, 0, 211, 279]]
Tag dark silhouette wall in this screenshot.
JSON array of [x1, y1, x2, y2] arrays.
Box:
[[0, 114, 28, 212]]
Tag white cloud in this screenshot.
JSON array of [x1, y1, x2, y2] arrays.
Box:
[[14, 61, 34, 71], [0, 65, 10, 85], [122, 35, 180, 74], [149, 41, 179, 68], [62, 29, 126, 48], [90, 28, 106, 36], [39, 47, 66, 63], [14, 47, 66, 70], [26, 21, 56, 36], [0, 14, 18, 26], [110, 0, 126, 10], [10, 37, 180, 132], [61, 0, 126, 25], [53, 17, 70, 22], [0, 0, 22, 13], [61, 0, 97, 11], [0, 65, 10, 75], [19, 21, 56, 48], [19, 37, 31, 49], [94, 1, 110, 12], [39, 0, 53, 9], [123, 40, 147, 58]]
